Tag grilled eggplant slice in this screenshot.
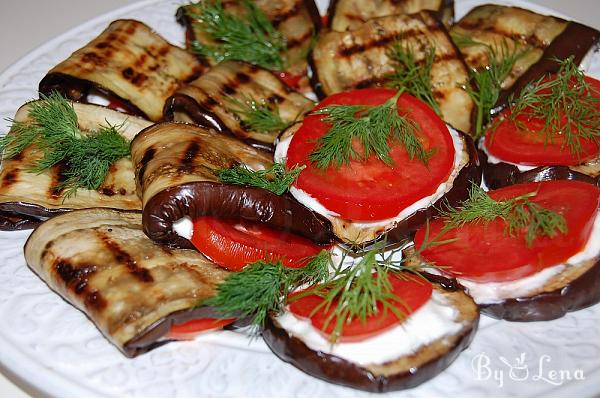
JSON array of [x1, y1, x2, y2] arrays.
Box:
[[164, 61, 315, 150], [177, 0, 321, 92], [39, 19, 204, 121], [264, 283, 479, 392], [327, 0, 454, 31], [0, 101, 151, 230], [450, 4, 600, 109], [310, 11, 474, 133], [24, 208, 230, 357], [131, 122, 333, 248]]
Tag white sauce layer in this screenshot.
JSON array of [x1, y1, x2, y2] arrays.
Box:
[[479, 137, 536, 172], [457, 210, 600, 304], [173, 216, 194, 240], [275, 291, 463, 366], [276, 126, 466, 228]]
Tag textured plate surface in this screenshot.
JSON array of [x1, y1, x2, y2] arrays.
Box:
[[0, 0, 599, 397]]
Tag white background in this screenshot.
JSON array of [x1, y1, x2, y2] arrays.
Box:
[[0, 1, 598, 397]]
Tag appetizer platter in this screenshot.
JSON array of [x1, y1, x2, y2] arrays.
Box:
[[0, 0, 599, 397]]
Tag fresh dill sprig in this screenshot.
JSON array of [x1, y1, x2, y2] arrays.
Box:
[[0, 92, 130, 198], [453, 33, 529, 139], [385, 41, 441, 116], [187, 0, 286, 71], [216, 162, 305, 195], [309, 91, 434, 169], [227, 95, 291, 134], [291, 243, 428, 342], [438, 183, 568, 247], [503, 56, 600, 159], [203, 250, 331, 327]]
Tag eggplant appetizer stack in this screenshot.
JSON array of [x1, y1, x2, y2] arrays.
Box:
[[3, 0, 600, 395]]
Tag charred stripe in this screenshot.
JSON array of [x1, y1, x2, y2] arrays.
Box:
[[137, 147, 156, 186], [178, 141, 201, 173], [97, 231, 154, 283]]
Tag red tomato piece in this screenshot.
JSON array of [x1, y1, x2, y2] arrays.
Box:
[[485, 75, 600, 166], [165, 318, 235, 341], [277, 71, 304, 90], [191, 216, 326, 271], [414, 180, 600, 283], [286, 88, 456, 221], [288, 273, 432, 342]]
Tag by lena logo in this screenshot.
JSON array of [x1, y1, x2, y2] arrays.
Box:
[[471, 352, 585, 387]]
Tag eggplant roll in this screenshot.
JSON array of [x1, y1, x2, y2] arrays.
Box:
[[310, 11, 474, 133], [177, 0, 321, 91], [24, 208, 230, 357], [39, 19, 204, 122], [450, 4, 600, 108], [0, 102, 151, 230], [164, 61, 315, 150], [131, 122, 332, 248], [327, 0, 454, 32]]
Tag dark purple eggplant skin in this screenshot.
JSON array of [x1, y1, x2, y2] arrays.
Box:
[[481, 256, 600, 321], [262, 303, 479, 393], [143, 182, 334, 248], [0, 209, 44, 230], [0, 203, 69, 231], [385, 132, 482, 243], [480, 149, 600, 189]]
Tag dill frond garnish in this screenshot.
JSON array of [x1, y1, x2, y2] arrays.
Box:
[[187, 0, 286, 71], [453, 33, 529, 138], [203, 250, 331, 327], [0, 92, 130, 198], [437, 183, 568, 247], [385, 41, 441, 116], [216, 162, 304, 195], [309, 91, 434, 169], [227, 95, 291, 134], [503, 56, 600, 159]]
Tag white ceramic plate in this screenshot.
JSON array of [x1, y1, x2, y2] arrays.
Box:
[[0, 1, 599, 397]]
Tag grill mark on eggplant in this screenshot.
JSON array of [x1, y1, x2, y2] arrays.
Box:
[[49, 163, 69, 199], [101, 187, 116, 197], [266, 94, 284, 104], [286, 30, 314, 50], [178, 141, 202, 173], [456, 21, 548, 49], [53, 259, 107, 310], [270, 2, 302, 28], [122, 67, 148, 87], [137, 147, 156, 185], [97, 231, 154, 283], [1, 170, 19, 189], [337, 25, 442, 57]]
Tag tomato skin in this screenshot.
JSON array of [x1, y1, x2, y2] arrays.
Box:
[[485, 75, 600, 166], [414, 180, 600, 283], [288, 273, 432, 342], [277, 71, 304, 90], [165, 318, 235, 340], [191, 216, 326, 271], [286, 88, 456, 221]]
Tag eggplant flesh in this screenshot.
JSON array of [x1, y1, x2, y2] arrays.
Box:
[[130, 122, 333, 246], [450, 5, 600, 109], [24, 208, 230, 357], [310, 11, 474, 133], [164, 61, 315, 149], [0, 101, 152, 230], [327, 0, 454, 31], [39, 19, 204, 121], [177, 0, 321, 91]]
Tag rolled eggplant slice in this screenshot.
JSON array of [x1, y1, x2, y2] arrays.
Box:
[[310, 11, 474, 133], [39, 19, 204, 122], [177, 0, 321, 91], [450, 5, 600, 109], [130, 122, 333, 247], [263, 284, 479, 393], [164, 61, 315, 149], [0, 101, 151, 230], [24, 208, 230, 357], [327, 0, 454, 32]]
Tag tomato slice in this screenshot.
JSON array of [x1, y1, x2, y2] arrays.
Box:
[[485, 75, 600, 166], [277, 71, 304, 90], [165, 318, 235, 340], [191, 216, 326, 271], [288, 273, 432, 342], [286, 88, 456, 221], [414, 180, 600, 283]]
